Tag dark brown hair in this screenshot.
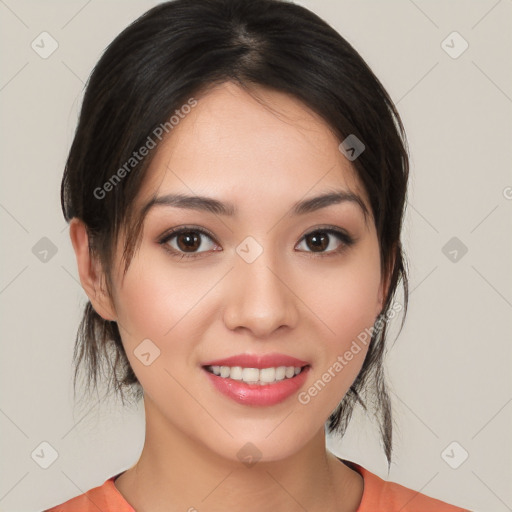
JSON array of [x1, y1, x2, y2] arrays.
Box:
[[61, 0, 409, 469]]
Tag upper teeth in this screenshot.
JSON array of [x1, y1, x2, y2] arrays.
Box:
[[208, 365, 303, 384]]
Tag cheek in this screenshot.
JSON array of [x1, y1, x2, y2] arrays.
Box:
[[301, 246, 381, 403], [112, 260, 210, 402], [114, 255, 210, 340], [308, 248, 382, 345], [112, 254, 224, 397]]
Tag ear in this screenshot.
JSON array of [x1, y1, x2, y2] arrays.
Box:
[[69, 218, 117, 321]]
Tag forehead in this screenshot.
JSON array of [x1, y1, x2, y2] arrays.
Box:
[[137, 81, 368, 211]]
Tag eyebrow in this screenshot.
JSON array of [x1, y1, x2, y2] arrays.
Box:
[[142, 189, 369, 222]]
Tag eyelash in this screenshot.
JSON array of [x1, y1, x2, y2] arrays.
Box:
[[157, 225, 356, 261]]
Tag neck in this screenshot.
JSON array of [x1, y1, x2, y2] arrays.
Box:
[[115, 398, 363, 512]]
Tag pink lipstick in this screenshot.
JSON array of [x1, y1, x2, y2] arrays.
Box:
[[201, 353, 311, 406]]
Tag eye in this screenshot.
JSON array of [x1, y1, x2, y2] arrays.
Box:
[[158, 226, 220, 260], [295, 227, 355, 257], [158, 225, 356, 261]]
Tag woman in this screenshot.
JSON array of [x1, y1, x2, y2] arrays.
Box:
[[45, 0, 468, 510]]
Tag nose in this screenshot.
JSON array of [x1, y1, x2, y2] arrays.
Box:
[[222, 247, 299, 337]]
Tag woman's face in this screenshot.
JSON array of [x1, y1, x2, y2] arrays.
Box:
[[105, 81, 386, 462]]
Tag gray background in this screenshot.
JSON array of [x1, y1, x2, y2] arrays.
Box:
[[1, 1, 511, 511]]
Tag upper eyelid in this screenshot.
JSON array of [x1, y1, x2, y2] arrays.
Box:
[[159, 225, 354, 247], [159, 225, 218, 243]]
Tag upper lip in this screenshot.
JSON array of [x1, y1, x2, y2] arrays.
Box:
[[202, 353, 310, 369]]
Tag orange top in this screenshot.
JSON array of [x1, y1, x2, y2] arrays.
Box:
[[44, 459, 469, 511]]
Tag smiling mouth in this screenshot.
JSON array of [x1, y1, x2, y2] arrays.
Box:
[[203, 364, 310, 386]]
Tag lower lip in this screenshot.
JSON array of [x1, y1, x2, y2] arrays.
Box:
[[202, 366, 311, 406]]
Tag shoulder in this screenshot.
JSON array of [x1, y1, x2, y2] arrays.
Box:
[[341, 459, 470, 512], [43, 473, 134, 512]]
